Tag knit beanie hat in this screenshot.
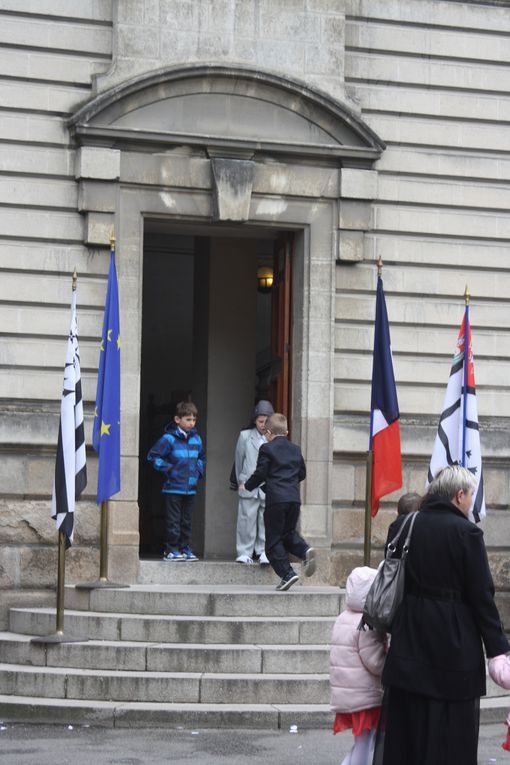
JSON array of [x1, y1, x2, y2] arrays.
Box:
[[252, 400, 274, 418]]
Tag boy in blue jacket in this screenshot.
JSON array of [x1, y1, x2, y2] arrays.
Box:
[[147, 401, 205, 561]]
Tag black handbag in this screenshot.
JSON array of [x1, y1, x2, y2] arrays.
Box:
[[360, 511, 418, 633]]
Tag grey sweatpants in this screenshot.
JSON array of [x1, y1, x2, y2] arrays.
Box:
[[236, 496, 265, 558]]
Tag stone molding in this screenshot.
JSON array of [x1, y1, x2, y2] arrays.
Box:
[[69, 65, 385, 162]]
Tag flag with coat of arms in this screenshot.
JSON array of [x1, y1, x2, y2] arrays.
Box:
[[93, 244, 121, 504], [426, 301, 485, 522]]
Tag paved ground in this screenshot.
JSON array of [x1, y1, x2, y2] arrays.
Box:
[[0, 723, 507, 764]]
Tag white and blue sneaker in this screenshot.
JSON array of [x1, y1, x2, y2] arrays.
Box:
[[163, 550, 185, 561], [181, 545, 199, 561], [303, 547, 316, 577], [276, 572, 299, 591]]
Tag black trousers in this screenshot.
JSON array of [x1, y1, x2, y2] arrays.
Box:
[[163, 493, 195, 554], [264, 502, 309, 579]]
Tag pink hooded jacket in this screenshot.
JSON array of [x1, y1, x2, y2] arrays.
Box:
[[330, 566, 387, 714], [488, 654, 510, 728]]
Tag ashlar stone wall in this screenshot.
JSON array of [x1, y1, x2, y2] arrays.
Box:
[[332, 1, 510, 621], [0, 0, 509, 626], [0, 0, 114, 625]]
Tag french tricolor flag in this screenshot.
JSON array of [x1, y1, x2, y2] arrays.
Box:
[[369, 276, 402, 516]]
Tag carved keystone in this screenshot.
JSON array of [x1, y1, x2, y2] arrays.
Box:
[[211, 158, 255, 222]]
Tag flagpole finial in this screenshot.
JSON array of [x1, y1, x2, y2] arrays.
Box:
[[464, 284, 470, 305], [110, 231, 116, 253], [72, 269, 77, 291], [377, 256, 383, 278]]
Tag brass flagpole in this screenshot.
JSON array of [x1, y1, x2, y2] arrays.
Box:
[[32, 271, 87, 644], [77, 234, 127, 591]]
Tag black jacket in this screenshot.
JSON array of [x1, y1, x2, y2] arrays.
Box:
[[382, 495, 509, 701], [244, 436, 306, 506]]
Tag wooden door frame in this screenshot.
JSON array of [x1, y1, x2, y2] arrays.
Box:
[[270, 233, 293, 421]]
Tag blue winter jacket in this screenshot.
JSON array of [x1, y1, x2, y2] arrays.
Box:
[[147, 423, 205, 495]]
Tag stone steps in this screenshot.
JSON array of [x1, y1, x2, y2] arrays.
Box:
[[66, 582, 341, 616], [0, 663, 329, 704], [9, 608, 336, 644], [0, 633, 329, 673], [0, 582, 340, 728], [0, 694, 332, 729], [0, 580, 508, 729], [137, 559, 281, 586]]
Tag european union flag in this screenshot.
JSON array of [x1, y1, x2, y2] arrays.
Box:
[[93, 246, 121, 504]]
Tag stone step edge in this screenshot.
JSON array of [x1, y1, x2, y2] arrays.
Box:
[[0, 695, 506, 729], [0, 662, 329, 681], [10, 607, 336, 623], [0, 632, 330, 650], [0, 695, 331, 729]]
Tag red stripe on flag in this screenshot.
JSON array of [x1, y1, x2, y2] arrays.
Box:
[[371, 419, 402, 517]]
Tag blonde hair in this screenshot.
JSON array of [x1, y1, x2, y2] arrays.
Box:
[[266, 413, 288, 435], [429, 465, 475, 501]]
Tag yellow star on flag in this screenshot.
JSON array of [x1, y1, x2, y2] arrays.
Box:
[[107, 329, 112, 342], [117, 334, 121, 350], [100, 420, 111, 437], [99, 339, 104, 352]]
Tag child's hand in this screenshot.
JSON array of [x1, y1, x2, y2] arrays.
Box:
[[238, 483, 245, 492], [488, 654, 510, 690]]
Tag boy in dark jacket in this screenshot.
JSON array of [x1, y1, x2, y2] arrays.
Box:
[[241, 413, 316, 591], [147, 401, 205, 561]]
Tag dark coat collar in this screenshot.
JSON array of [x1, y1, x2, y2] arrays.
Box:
[[421, 493, 467, 521]]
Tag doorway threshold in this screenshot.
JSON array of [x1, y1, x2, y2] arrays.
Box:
[[138, 559, 279, 586]]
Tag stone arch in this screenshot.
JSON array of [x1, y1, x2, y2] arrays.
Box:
[[69, 64, 384, 162]]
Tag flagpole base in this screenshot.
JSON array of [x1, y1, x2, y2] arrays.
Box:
[[75, 580, 129, 590], [31, 632, 88, 645]]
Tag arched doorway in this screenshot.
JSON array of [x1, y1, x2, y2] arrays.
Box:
[[69, 65, 384, 569]]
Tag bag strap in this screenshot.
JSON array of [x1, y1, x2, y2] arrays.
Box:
[[386, 511, 418, 559], [402, 510, 418, 552]]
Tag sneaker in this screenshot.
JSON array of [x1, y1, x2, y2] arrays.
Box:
[[236, 555, 254, 564], [303, 547, 316, 578], [181, 545, 199, 561], [276, 572, 299, 591], [258, 552, 270, 566], [163, 550, 185, 561]]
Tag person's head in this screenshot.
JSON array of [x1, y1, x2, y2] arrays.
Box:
[[174, 400, 198, 432], [251, 400, 274, 435], [428, 465, 476, 517], [265, 413, 288, 441], [345, 566, 378, 613], [397, 492, 422, 516]]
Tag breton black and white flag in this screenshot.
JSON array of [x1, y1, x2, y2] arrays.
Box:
[[426, 307, 485, 522], [51, 285, 87, 547]]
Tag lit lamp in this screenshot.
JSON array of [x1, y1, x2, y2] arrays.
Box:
[[257, 265, 274, 293]]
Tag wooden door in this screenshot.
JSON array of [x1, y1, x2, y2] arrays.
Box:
[[269, 234, 292, 419]]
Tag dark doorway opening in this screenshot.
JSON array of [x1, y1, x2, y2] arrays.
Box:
[[138, 222, 293, 559]]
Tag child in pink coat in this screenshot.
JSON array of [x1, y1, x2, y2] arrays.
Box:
[[330, 566, 387, 765], [488, 653, 510, 751]]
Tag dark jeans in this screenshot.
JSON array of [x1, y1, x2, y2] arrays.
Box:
[[264, 502, 309, 579], [163, 493, 195, 553]]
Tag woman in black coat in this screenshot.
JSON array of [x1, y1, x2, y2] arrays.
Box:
[[374, 465, 509, 765]]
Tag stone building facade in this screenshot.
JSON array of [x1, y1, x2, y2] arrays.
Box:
[[1, 0, 509, 624]]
